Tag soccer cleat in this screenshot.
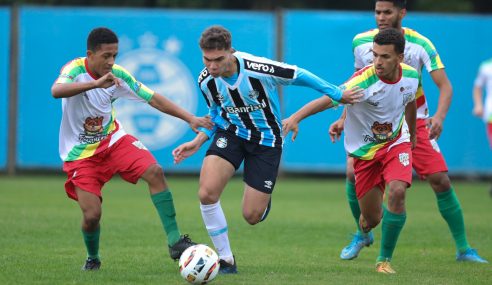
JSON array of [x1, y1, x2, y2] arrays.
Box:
[[219, 256, 237, 274], [260, 198, 272, 222], [376, 260, 396, 274], [169, 234, 197, 261], [456, 248, 488, 263], [340, 232, 374, 260], [82, 257, 101, 271]]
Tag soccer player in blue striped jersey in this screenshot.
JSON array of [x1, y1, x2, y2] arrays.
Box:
[[173, 25, 363, 273]]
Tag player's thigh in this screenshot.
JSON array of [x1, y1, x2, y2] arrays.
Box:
[[62, 155, 111, 201], [242, 184, 271, 218], [200, 130, 245, 200], [358, 187, 383, 223], [75, 187, 102, 220], [199, 155, 236, 203], [107, 135, 157, 184], [353, 158, 385, 200]]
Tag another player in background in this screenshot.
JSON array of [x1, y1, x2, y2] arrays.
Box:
[[472, 58, 492, 196], [283, 28, 418, 273], [331, 0, 487, 263], [172, 25, 363, 274], [51, 27, 213, 270]]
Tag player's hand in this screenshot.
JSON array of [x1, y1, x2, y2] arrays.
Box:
[[328, 118, 344, 143], [94, 72, 120, 89], [282, 116, 299, 142], [172, 141, 200, 164], [428, 116, 443, 140], [472, 105, 484, 118], [410, 135, 417, 149], [189, 116, 214, 133], [339, 86, 364, 105]]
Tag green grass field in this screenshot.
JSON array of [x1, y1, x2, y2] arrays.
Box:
[[0, 175, 491, 285]]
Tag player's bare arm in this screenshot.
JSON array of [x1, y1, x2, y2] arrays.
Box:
[[282, 96, 335, 141], [51, 72, 120, 99], [428, 68, 453, 140], [405, 99, 417, 149], [472, 86, 484, 117], [149, 93, 214, 132], [172, 132, 209, 164]]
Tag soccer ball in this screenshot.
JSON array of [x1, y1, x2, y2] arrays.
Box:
[[178, 244, 220, 284]]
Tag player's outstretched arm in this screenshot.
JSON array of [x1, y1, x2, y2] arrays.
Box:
[[51, 72, 120, 99], [172, 132, 209, 164], [429, 69, 453, 140], [282, 96, 334, 141], [149, 93, 214, 133], [405, 99, 417, 149]]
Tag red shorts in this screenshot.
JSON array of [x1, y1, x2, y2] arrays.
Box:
[[62, 134, 157, 201], [412, 119, 448, 179], [353, 142, 413, 199], [487, 122, 492, 149]]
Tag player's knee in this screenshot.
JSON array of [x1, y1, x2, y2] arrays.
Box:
[[83, 210, 101, 229], [198, 187, 220, 204], [144, 164, 166, 186], [388, 185, 406, 211], [242, 209, 261, 225], [428, 172, 451, 192]]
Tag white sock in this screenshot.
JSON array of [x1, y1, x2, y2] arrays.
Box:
[[200, 201, 233, 262]]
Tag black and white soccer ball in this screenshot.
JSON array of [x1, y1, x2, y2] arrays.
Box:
[[178, 244, 219, 284]]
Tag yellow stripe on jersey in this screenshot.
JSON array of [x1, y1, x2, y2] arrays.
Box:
[[55, 58, 86, 84]]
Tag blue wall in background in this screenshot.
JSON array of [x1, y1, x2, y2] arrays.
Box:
[[0, 8, 10, 170], [17, 7, 275, 170], [282, 11, 492, 175], [8, 7, 492, 174]]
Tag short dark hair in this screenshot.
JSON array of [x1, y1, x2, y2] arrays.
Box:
[[199, 25, 232, 51], [374, 28, 405, 54], [375, 0, 407, 9], [87, 27, 118, 52]]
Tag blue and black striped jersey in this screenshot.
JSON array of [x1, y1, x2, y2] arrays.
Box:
[[198, 51, 342, 148]]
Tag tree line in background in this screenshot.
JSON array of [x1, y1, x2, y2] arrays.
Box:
[[0, 0, 491, 13]]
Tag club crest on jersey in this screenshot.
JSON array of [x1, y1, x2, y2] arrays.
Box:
[[216, 137, 228, 148], [371, 121, 393, 142], [399, 152, 410, 166], [79, 116, 108, 144], [216, 93, 225, 103], [83, 116, 104, 135], [248, 90, 259, 100]]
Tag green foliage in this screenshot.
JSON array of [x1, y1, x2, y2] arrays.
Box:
[[0, 176, 491, 284]]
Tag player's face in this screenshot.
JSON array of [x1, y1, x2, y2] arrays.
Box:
[[202, 48, 233, 78], [86, 43, 118, 78], [372, 43, 403, 81], [375, 2, 406, 30]]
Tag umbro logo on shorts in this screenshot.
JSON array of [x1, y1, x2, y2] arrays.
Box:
[[216, 137, 228, 148]]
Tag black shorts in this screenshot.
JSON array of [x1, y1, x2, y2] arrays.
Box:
[[206, 129, 282, 194]]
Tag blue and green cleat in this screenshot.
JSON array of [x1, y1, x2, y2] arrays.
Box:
[[456, 248, 488, 263], [340, 232, 374, 260]]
